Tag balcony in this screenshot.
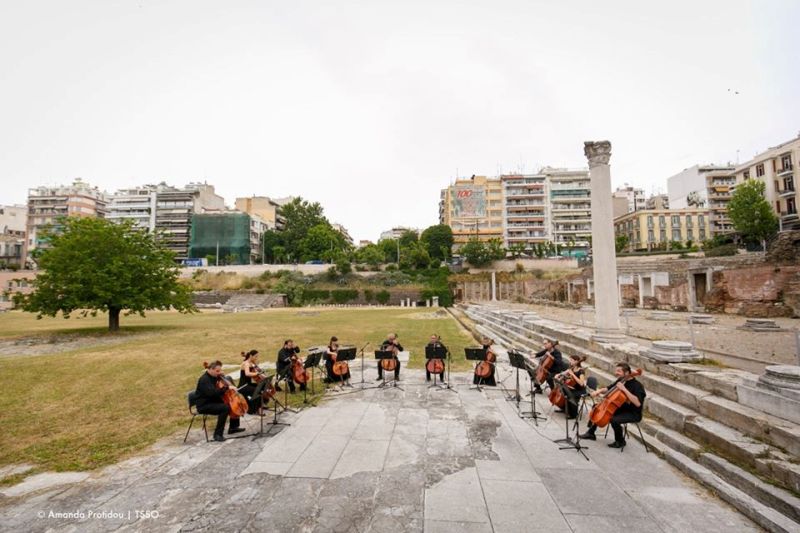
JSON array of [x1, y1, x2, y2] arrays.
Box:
[[779, 186, 796, 198], [781, 211, 798, 221], [778, 164, 794, 177]]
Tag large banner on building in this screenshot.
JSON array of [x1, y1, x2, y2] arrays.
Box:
[[452, 186, 486, 218]]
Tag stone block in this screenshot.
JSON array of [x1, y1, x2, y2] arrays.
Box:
[[640, 373, 709, 411], [684, 417, 771, 468], [645, 396, 696, 432], [737, 381, 800, 426], [755, 456, 800, 495], [641, 340, 703, 363], [683, 369, 749, 402]]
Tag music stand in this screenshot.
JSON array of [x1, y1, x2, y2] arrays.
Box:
[[507, 350, 527, 406], [251, 374, 290, 440], [465, 347, 487, 391], [554, 380, 589, 461], [520, 361, 546, 425], [375, 350, 403, 390], [352, 342, 375, 391], [331, 345, 357, 391], [304, 349, 324, 397], [425, 345, 449, 391]]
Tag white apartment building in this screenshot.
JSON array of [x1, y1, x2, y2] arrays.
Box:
[[501, 173, 549, 251], [612, 185, 646, 213], [546, 168, 592, 257], [667, 164, 735, 209]]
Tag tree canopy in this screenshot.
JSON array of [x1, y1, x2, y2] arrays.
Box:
[[420, 224, 454, 261], [15, 218, 195, 331], [728, 180, 779, 245]]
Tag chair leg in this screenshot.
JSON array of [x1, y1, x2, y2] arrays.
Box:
[[636, 423, 649, 453], [202, 415, 209, 442], [184, 414, 196, 443], [603, 425, 609, 439]]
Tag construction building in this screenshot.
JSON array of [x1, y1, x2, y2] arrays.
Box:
[[189, 212, 252, 265]]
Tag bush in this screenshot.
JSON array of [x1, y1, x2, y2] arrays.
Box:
[[240, 278, 259, 290], [421, 287, 453, 307], [258, 271, 274, 281], [336, 259, 352, 275], [364, 289, 374, 302], [704, 243, 737, 257], [255, 288, 265, 294], [330, 289, 358, 304], [515, 262, 525, 273], [355, 264, 367, 272], [304, 289, 331, 302], [376, 290, 391, 305], [385, 264, 398, 272]]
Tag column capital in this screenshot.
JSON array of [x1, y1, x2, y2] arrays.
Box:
[[584, 140, 612, 167]]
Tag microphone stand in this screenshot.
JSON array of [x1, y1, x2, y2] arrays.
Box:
[[353, 342, 375, 391], [554, 379, 589, 461]]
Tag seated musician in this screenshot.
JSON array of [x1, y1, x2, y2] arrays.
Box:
[[533, 339, 566, 393], [195, 360, 244, 442], [324, 336, 351, 386], [426, 334, 446, 382], [276, 339, 305, 393], [377, 333, 402, 381], [554, 354, 587, 419], [239, 349, 262, 414], [580, 362, 646, 448], [472, 336, 497, 386]]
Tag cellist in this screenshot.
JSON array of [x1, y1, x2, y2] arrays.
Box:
[[580, 362, 646, 448], [276, 339, 305, 393], [324, 336, 351, 386], [533, 339, 566, 393], [425, 334, 446, 382], [195, 360, 245, 442], [377, 333, 403, 381], [553, 354, 587, 419], [238, 349, 262, 414], [472, 336, 497, 386]]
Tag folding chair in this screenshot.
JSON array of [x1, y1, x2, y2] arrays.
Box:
[[184, 390, 209, 443]]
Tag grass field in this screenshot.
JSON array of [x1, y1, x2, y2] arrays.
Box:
[[0, 307, 475, 479]]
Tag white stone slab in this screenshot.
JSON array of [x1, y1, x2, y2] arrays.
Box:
[[286, 435, 350, 478], [239, 461, 293, 476], [424, 467, 490, 524], [0, 472, 90, 497], [330, 439, 390, 479], [482, 479, 571, 533]]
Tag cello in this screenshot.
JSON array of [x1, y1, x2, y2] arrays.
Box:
[[330, 340, 350, 378], [202, 361, 248, 418], [548, 369, 577, 409], [473, 346, 496, 381], [381, 342, 398, 373], [426, 339, 445, 376], [291, 352, 310, 386], [588, 368, 644, 427]]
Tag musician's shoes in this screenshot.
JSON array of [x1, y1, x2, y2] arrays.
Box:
[[578, 432, 596, 440], [213, 435, 226, 442], [533, 386, 543, 394], [554, 408, 564, 413], [275, 385, 283, 392], [566, 415, 577, 420], [228, 428, 246, 435], [608, 441, 625, 449], [376, 377, 383, 381]]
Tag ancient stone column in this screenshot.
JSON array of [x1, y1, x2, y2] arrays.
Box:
[[584, 140, 623, 342], [491, 271, 497, 301]]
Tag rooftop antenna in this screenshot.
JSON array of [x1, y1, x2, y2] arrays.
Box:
[[735, 149, 740, 165]]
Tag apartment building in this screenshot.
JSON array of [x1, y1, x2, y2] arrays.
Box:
[[154, 183, 225, 261], [667, 164, 735, 209], [614, 208, 711, 251], [645, 194, 669, 210], [546, 168, 592, 257], [439, 175, 504, 249], [331, 223, 354, 247], [234, 196, 285, 231], [107, 186, 158, 231], [25, 179, 107, 265], [379, 227, 419, 241], [735, 134, 800, 231], [705, 169, 737, 236], [612, 185, 646, 215], [501, 173, 549, 251]]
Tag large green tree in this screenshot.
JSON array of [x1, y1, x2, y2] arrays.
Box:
[[728, 179, 779, 245], [460, 239, 493, 267], [420, 224, 454, 261], [379, 238, 399, 263], [15, 218, 195, 331], [297, 223, 347, 262], [261, 229, 284, 263], [355, 243, 386, 266], [278, 198, 331, 260]]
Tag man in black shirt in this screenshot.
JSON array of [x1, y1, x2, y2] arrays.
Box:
[[580, 362, 646, 448], [425, 334, 446, 382], [533, 339, 566, 393], [378, 333, 402, 381], [195, 360, 244, 442], [276, 339, 305, 393]]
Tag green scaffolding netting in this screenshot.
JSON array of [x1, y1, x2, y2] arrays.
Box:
[[189, 213, 251, 264]]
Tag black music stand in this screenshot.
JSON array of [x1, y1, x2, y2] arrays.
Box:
[[425, 345, 449, 391], [300, 349, 323, 403], [353, 342, 375, 390], [251, 374, 290, 440], [554, 380, 589, 461], [507, 350, 527, 406], [332, 346, 357, 391], [375, 350, 403, 390], [465, 347, 488, 391], [521, 362, 546, 425]]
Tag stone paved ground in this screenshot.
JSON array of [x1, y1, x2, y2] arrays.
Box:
[[0, 361, 760, 533]]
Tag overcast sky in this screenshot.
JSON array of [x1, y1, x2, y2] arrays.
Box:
[[1, 1, 798, 242]]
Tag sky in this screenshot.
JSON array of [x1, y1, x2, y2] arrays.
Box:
[[1, 0, 799, 242]]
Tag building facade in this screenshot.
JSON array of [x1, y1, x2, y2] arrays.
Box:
[[667, 164, 735, 209], [501, 173, 549, 251], [705, 169, 737, 236], [734, 135, 799, 231], [234, 196, 285, 230], [25, 179, 107, 265], [107, 186, 158, 231], [612, 185, 646, 214], [439, 175, 504, 249], [153, 183, 225, 261], [614, 208, 711, 252], [646, 194, 669, 210], [546, 168, 592, 257]]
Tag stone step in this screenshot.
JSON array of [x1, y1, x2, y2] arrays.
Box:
[[698, 453, 800, 524], [637, 433, 800, 533]]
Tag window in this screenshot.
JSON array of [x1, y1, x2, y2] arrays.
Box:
[[744, 170, 750, 180], [672, 229, 681, 241], [781, 154, 793, 170], [756, 164, 764, 177], [699, 228, 706, 240], [788, 198, 797, 215], [671, 215, 680, 226], [647, 215, 653, 227], [659, 215, 665, 226], [648, 230, 654, 242], [660, 229, 667, 241], [698, 215, 704, 226], [785, 177, 795, 192], [687, 229, 694, 241], [686, 215, 692, 227]]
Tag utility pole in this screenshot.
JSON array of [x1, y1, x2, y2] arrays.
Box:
[[397, 238, 400, 266], [216, 240, 219, 267]]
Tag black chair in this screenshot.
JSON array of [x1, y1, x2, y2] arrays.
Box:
[[184, 390, 209, 443], [602, 399, 649, 453]]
